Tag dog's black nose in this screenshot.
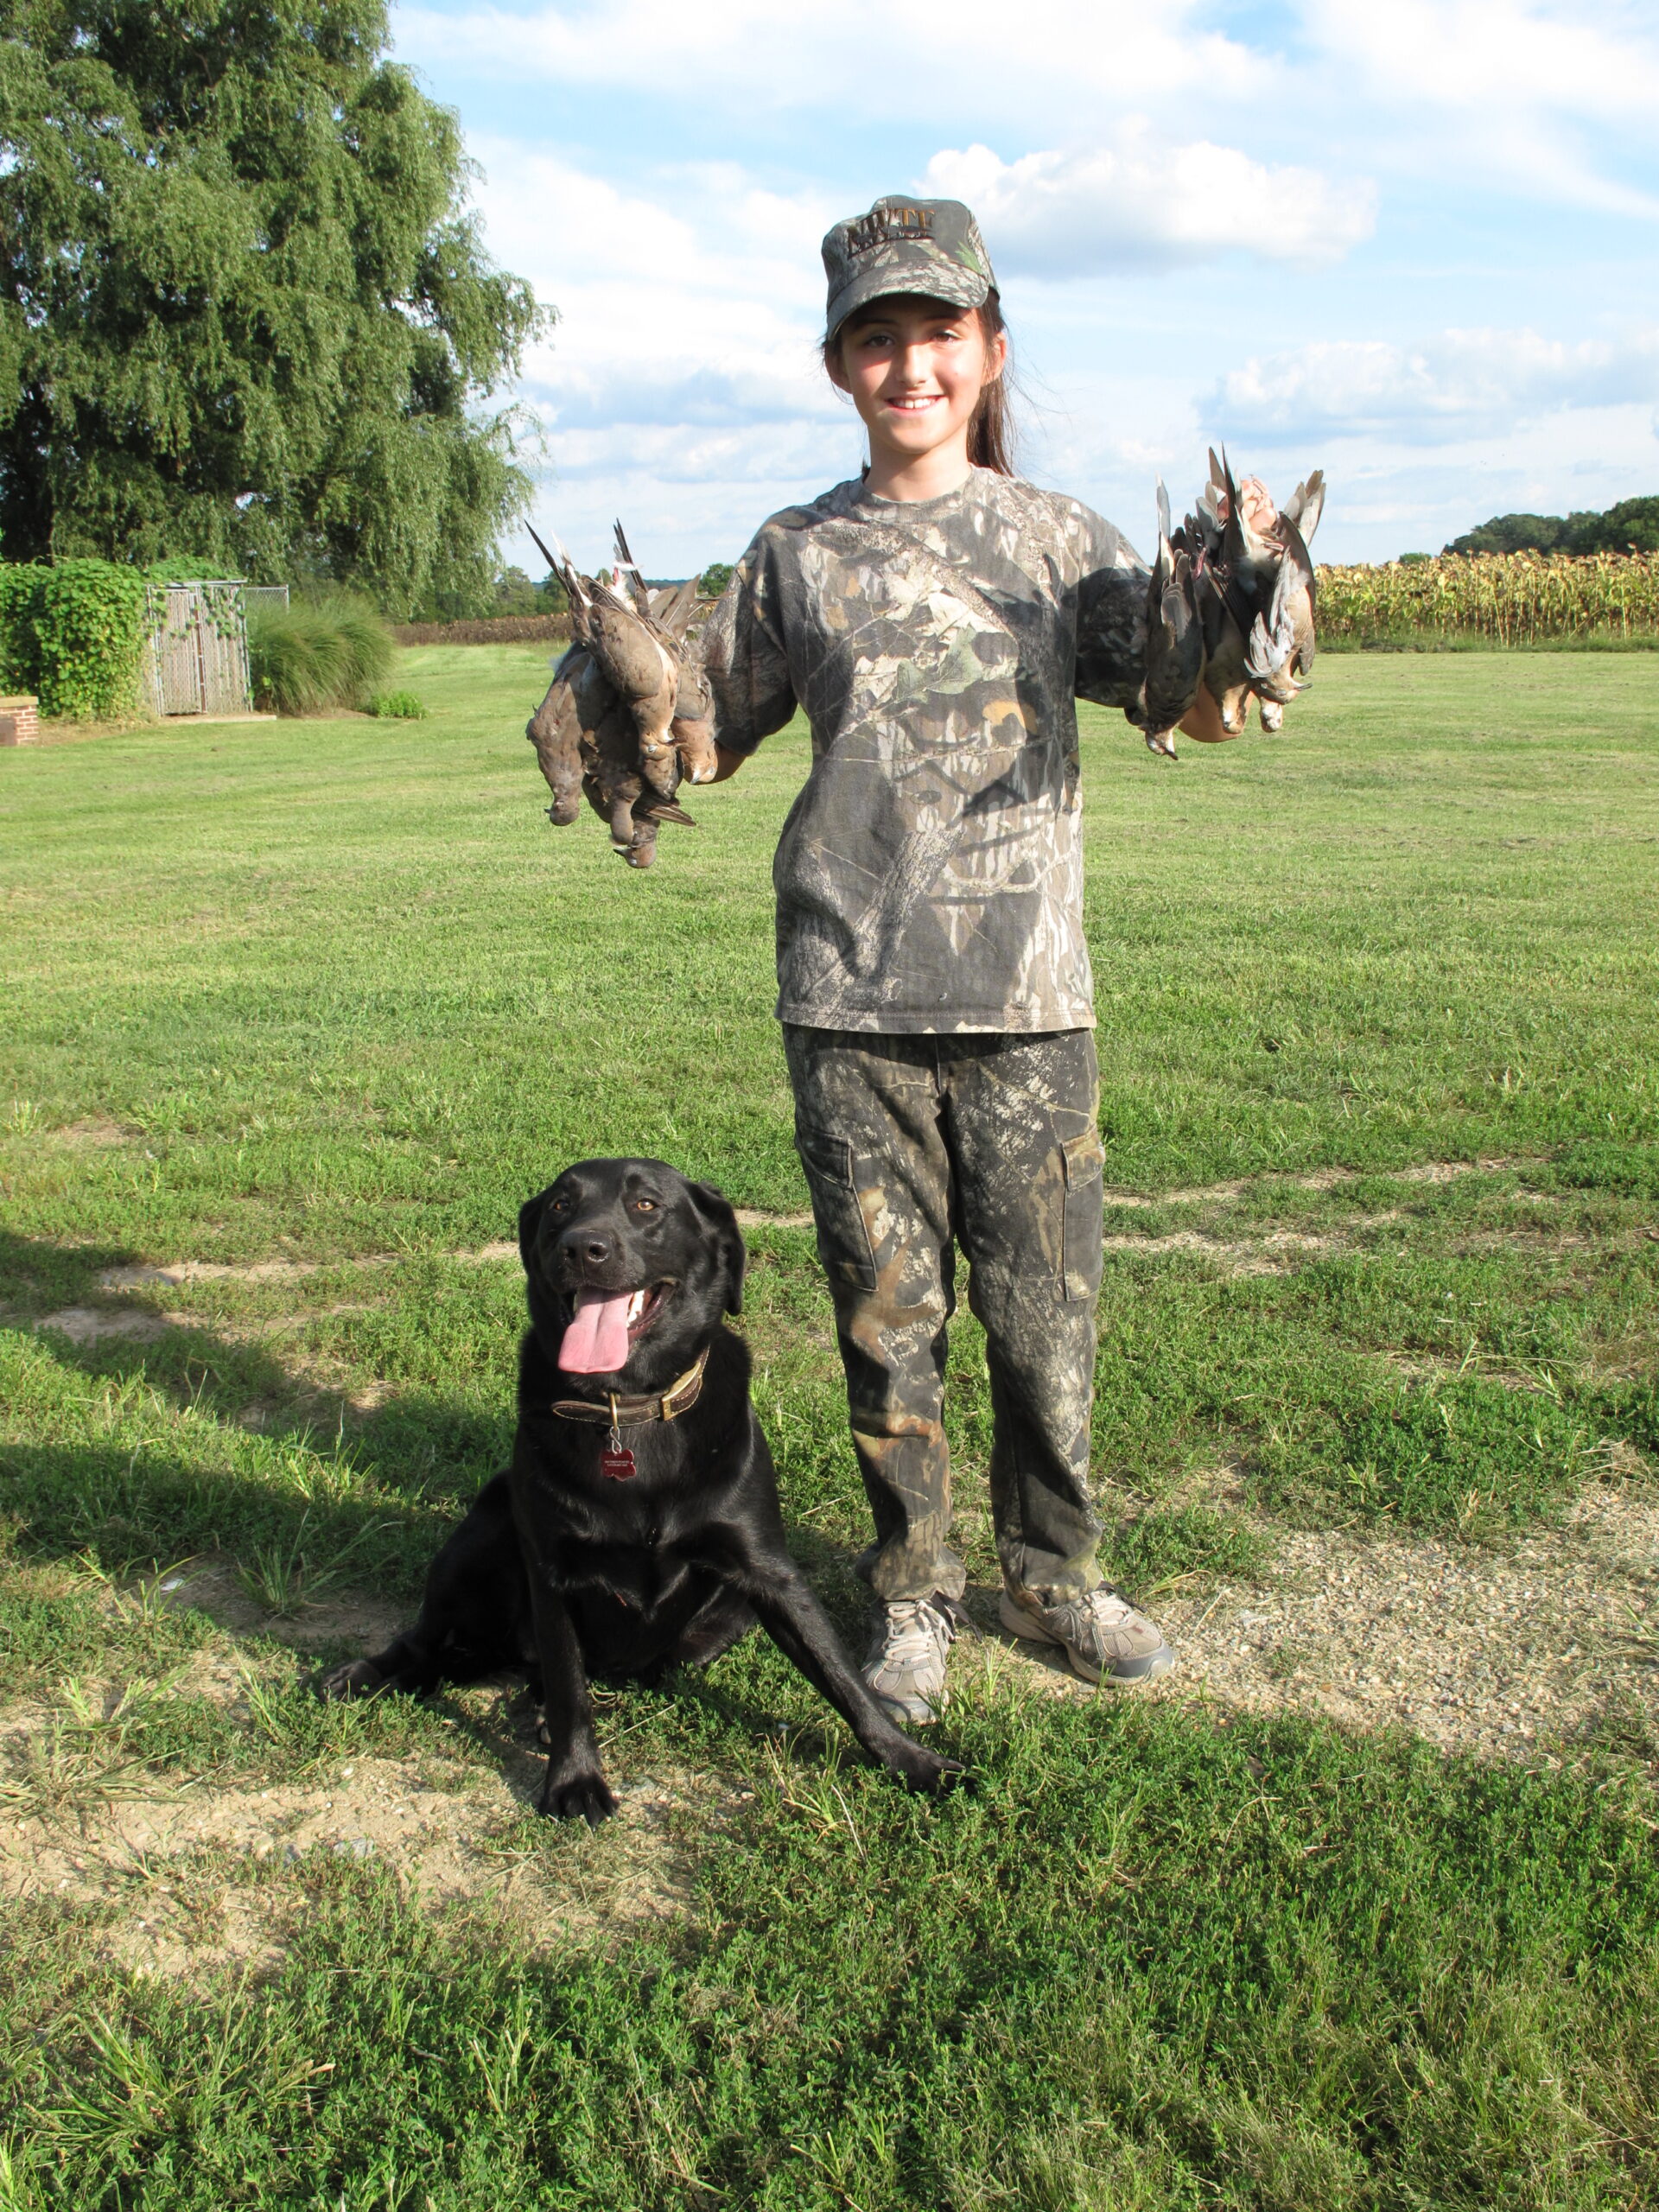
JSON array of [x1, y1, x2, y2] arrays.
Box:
[[562, 1230, 612, 1266]]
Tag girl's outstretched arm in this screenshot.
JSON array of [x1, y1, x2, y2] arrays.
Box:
[[702, 543, 797, 773]]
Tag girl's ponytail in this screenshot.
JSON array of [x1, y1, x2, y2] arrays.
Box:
[[968, 293, 1015, 477]]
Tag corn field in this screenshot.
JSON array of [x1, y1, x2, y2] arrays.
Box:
[[1316, 551, 1659, 646]]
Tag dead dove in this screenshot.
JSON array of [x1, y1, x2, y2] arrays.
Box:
[[669, 653, 719, 785], [615, 527, 721, 786], [564, 557, 681, 802], [529, 523, 717, 837], [524, 644, 588, 825], [1170, 451, 1326, 739], [1139, 480, 1205, 759], [1244, 511, 1317, 707]]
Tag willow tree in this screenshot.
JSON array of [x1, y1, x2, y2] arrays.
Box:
[[0, 0, 548, 613]]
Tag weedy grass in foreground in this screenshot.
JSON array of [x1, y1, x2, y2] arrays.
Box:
[[3, 1692, 1656, 2209]]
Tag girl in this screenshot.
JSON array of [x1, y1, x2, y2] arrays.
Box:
[[702, 195, 1253, 1725]]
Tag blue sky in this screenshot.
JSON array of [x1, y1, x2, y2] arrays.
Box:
[[390, 0, 1659, 576]]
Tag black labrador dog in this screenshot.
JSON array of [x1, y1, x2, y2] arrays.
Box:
[[321, 1157, 959, 1821]]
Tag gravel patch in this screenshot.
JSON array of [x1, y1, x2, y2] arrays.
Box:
[[970, 1485, 1659, 1762]]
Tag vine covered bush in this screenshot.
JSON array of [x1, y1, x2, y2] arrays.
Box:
[[0, 561, 404, 721], [0, 560, 151, 716], [1318, 550, 1659, 648]]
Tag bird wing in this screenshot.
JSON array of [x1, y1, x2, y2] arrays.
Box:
[[612, 521, 654, 616], [1281, 470, 1325, 544]]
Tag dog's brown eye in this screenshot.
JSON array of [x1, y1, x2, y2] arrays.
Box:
[[633, 1198, 658, 1212]]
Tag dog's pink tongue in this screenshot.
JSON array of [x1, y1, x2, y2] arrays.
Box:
[[558, 1289, 632, 1374]]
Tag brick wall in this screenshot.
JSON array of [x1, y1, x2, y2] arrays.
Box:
[[0, 695, 39, 745]]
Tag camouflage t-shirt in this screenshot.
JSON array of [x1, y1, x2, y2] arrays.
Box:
[[702, 467, 1154, 1034]]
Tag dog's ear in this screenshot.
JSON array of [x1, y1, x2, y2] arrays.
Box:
[[518, 1187, 552, 1274], [687, 1179, 747, 1316]]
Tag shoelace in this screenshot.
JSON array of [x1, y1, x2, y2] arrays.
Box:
[[876, 1598, 955, 1671], [1053, 1586, 1136, 1634]]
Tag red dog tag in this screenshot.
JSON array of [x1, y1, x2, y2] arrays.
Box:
[[601, 1444, 637, 1480]]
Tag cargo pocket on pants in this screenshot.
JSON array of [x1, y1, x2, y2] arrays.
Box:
[[796, 1126, 879, 1293], [1060, 1129, 1105, 1303]]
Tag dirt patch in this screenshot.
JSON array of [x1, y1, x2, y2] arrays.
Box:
[[1, 1580, 728, 1974], [98, 1227, 819, 1287], [1102, 1156, 1543, 1208], [150, 1554, 410, 1650], [1101, 1227, 1340, 1274], [0, 1743, 715, 1976], [99, 1240, 521, 1292], [35, 1305, 173, 1346], [101, 1258, 328, 1289], [1382, 1351, 1568, 1392], [962, 1484, 1659, 1764], [53, 1117, 135, 1148]]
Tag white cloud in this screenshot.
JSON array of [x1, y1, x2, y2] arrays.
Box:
[[468, 143, 836, 427], [396, 0, 1264, 129], [395, 7, 1659, 574], [1208, 327, 1659, 444], [1304, 0, 1659, 119], [456, 144, 861, 569], [923, 134, 1376, 275], [543, 417, 853, 488], [1297, 0, 1659, 218]]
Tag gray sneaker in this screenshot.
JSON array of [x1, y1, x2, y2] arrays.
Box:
[[861, 1594, 962, 1726], [999, 1584, 1175, 1685]]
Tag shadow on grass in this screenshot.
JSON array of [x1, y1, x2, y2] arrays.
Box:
[[0, 1228, 890, 1772], [1, 1225, 508, 1566]]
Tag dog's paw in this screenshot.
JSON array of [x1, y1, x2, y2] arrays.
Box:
[[537, 1768, 619, 1827], [893, 1746, 969, 1796], [317, 1658, 385, 1702]]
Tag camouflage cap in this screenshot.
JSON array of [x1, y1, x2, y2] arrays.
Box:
[[822, 197, 996, 337]]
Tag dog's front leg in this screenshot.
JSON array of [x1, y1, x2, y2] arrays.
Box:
[[749, 1570, 963, 1795], [524, 1571, 616, 1826]]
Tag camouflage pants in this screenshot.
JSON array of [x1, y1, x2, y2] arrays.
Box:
[[782, 1025, 1106, 1607]]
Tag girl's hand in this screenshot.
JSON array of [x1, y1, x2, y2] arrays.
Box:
[[709, 744, 747, 781], [1178, 686, 1236, 745], [1217, 475, 1278, 537]]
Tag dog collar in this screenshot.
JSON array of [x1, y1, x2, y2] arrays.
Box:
[[550, 1345, 709, 1429]]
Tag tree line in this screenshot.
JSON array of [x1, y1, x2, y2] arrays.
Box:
[[0, 0, 546, 619], [1446, 495, 1659, 558]]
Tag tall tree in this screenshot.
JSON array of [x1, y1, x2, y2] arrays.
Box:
[[0, 0, 549, 613]]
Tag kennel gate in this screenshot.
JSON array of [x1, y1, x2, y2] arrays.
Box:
[[143, 582, 254, 717]]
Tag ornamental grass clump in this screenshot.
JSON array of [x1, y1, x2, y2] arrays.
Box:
[[247, 592, 395, 715]]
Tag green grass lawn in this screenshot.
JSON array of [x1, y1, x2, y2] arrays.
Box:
[[1, 650, 1656, 2209]]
